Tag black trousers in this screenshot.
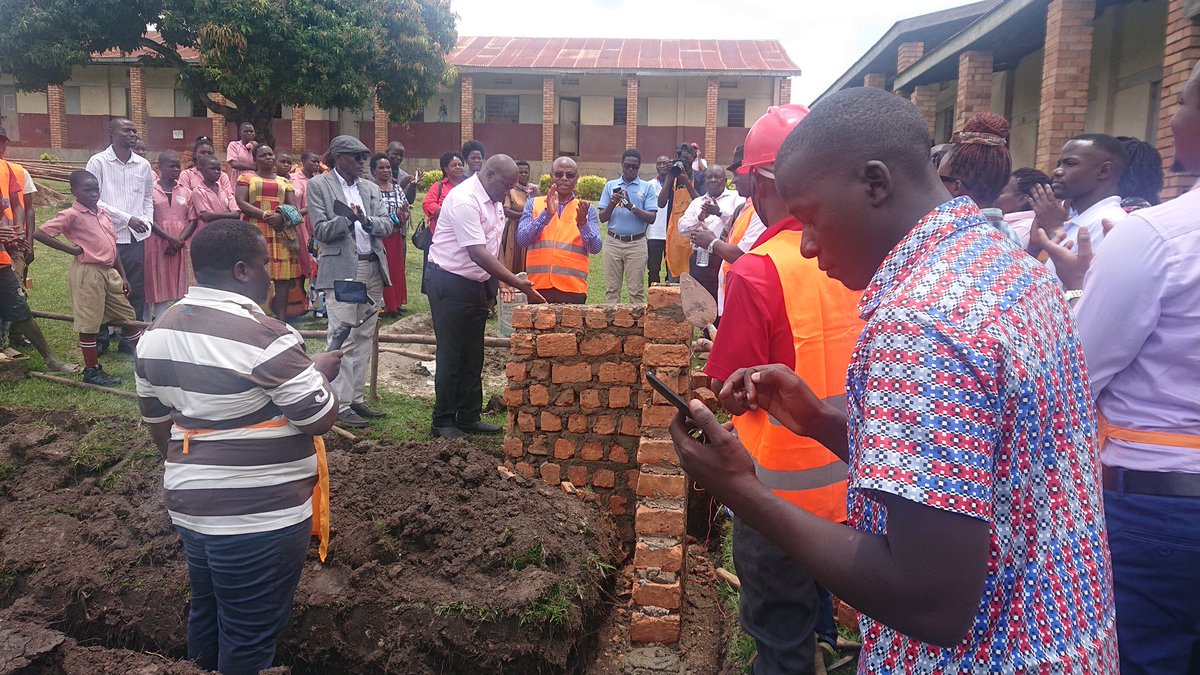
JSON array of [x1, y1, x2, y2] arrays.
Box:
[[537, 288, 586, 304], [646, 238, 666, 285], [426, 264, 490, 429], [118, 239, 146, 321], [689, 251, 720, 303]]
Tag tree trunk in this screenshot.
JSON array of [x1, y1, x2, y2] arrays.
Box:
[[240, 101, 278, 150]]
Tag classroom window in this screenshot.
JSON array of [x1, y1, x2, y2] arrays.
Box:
[[484, 95, 519, 123]]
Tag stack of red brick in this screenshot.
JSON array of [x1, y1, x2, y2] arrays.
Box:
[[501, 286, 694, 644]]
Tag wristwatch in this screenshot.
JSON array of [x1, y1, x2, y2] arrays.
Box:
[[706, 239, 717, 254], [1064, 289, 1083, 302]]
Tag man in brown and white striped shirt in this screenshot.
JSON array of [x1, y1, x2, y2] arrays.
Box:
[[135, 219, 341, 675]]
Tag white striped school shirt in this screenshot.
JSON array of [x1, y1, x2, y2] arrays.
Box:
[[135, 286, 336, 535], [85, 145, 154, 244]]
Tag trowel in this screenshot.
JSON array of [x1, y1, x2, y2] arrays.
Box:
[[679, 273, 717, 340]]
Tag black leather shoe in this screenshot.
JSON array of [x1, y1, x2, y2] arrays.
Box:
[[81, 365, 121, 387], [350, 403, 387, 418], [432, 426, 467, 440], [336, 411, 370, 428], [458, 420, 502, 434]]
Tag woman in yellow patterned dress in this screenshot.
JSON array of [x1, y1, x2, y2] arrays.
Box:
[[234, 144, 298, 319]]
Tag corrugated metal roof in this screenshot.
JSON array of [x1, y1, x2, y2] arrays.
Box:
[[94, 35, 800, 76], [450, 37, 800, 74]]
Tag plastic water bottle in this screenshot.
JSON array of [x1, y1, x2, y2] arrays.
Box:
[[694, 245, 710, 268]]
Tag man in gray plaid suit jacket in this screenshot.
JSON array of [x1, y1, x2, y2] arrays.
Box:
[[309, 135, 394, 428]]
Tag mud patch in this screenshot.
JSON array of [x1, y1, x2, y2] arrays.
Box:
[[376, 312, 509, 399]]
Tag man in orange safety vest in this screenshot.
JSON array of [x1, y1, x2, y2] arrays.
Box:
[[515, 156, 602, 304]]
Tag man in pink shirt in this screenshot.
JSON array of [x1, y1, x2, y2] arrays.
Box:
[[226, 123, 257, 182], [426, 154, 541, 439]]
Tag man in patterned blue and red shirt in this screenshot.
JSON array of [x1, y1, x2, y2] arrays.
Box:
[[670, 87, 1117, 672]]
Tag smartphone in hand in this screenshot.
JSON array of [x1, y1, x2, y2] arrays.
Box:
[[646, 371, 707, 441]]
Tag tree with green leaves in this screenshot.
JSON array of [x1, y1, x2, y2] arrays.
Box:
[[0, 0, 458, 147]]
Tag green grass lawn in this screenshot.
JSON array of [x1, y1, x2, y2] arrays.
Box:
[[4, 188, 639, 437]]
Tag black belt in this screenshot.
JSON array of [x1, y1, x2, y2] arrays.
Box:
[[607, 230, 645, 242], [357, 252, 379, 262], [1102, 465, 1200, 498]]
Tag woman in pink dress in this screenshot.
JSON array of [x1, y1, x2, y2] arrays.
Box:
[[226, 122, 257, 182], [145, 151, 191, 318], [179, 136, 232, 194]]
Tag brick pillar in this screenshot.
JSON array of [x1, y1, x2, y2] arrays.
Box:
[[542, 76, 556, 162], [897, 41, 925, 73], [955, 50, 994, 129], [128, 67, 148, 141], [290, 106, 306, 154], [460, 74, 474, 146], [779, 78, 792, 106], [373, 93, 388, 153], [863, 72, 887, 89], [47, 85, 67, 149], [1035, 0, 1096, 172], [625, 77, 639, 151], [704, 76, 718, 165], [210, 94, 227, 150], [1157, 0, 1200, 197]]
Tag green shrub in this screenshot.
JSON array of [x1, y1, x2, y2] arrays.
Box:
[[537, 174, 606, 202], [419, 170, 443, 191]]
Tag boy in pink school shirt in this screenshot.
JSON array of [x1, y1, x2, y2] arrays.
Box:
[[34, 171, 142, 387]]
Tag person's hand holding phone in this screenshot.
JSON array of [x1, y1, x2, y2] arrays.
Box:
[[667, 398, 760, 507]]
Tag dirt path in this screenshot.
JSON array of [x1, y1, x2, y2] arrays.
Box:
[[375, 312, 509, 400]]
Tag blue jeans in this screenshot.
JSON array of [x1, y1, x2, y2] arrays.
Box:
[[732, 515, 817, 675], [1105, 490, 1200, 674], [176, 519, 311, 675]]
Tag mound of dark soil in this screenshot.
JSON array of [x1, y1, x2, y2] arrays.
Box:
[[0, 407, 621, 674]]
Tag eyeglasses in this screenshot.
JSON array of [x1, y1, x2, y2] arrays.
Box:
[[622, 163, 640, 169], [552, 172, 578, 180], [341, 152, 368, 161]]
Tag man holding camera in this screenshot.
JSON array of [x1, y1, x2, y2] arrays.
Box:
[[598, 150, 658, 303], [308, 135, 394, 429], [659, 143, 706, 280]]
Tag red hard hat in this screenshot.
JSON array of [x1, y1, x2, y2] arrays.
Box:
[[737, 104, 811, 175]]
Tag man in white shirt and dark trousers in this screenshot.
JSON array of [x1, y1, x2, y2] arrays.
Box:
[[86, 118, 153, 344], [308, 135, 395, 429], [678, 164, 743, 302], [1027, 133, 1127, 275], [426, 155, 542, 440], [645, 156, 672, 284]]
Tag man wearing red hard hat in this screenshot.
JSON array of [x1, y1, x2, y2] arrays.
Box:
[[703, 104, 864, 673]]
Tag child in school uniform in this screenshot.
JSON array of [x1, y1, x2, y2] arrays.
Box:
[[34, 170, 142, 386], [145, 152, 191, 318]]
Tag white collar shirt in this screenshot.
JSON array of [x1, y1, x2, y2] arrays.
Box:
[[428, 175, 505, 282], [85, 145, 154, 244], [1046, 195, 1125, 278], [336, 171, 371, 255]]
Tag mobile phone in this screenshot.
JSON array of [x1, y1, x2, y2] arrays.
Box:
[[646, 371, 692, 418]]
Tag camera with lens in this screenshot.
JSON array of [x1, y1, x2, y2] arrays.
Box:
[[669, 144, 690, 176]]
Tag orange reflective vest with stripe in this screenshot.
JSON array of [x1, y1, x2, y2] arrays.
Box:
[[527, 196, 590, 294], [721, 201, 758, 283], [178, 418, 330, 562], [731, 229, 864, 521]]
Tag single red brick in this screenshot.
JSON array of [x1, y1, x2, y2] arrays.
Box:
[[552, 362, 592, 383], [580, 389, 603, 409], [608, 386, 632, 408], [510, 334, 534, 356], [502, 387, 524, 408], [560, 305, 583, 328], [598, 362, 638, 384], [540, 411, 562, 432], [635, 504, 686, 535], [641, 404, 678, 429], [612, 307, 636, 327], [580, 334, 621, 356], [514, 461, 535, 478], [624, 469, 640, 492], [554, 389, 575, 406], [632, 580, 682, 610], [533, 307, 558, 329], [506, 362, 527, 383], [528, 384, 550, 406], [607, 494, 629, 516], [592, 415, 616, 435], [635, 472, 686, 498], [623, 335, 648, 357], [647, 285, 681, 310], [643, 318, 692, 340], [619, 415, 641, 436], [690, 372, 710, 391], [581, 441, 605, 461], [517, 412, 536, 433], [694, 386, 719, 412], [630, 612, 680, 644], [540, 462, 561, 485], [567, 465, 589, 486], [585, 307, 608, 328], [609, 443, 630, 464], [528, 435, 550, 456], [511, 305, 533, 329], [567, 414, 588, 433], [503, 437, 525, 458], [637, 439, 678, 467], [536, 333, 578, 357], [553, 438, 576, 460], [643, 344, 691, 367], [528, 361, 550, 381], [592, 468, 616, 488], [633, 541, 684, 573]]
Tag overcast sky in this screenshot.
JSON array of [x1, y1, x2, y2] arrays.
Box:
[[449, 0, 971, 105]]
